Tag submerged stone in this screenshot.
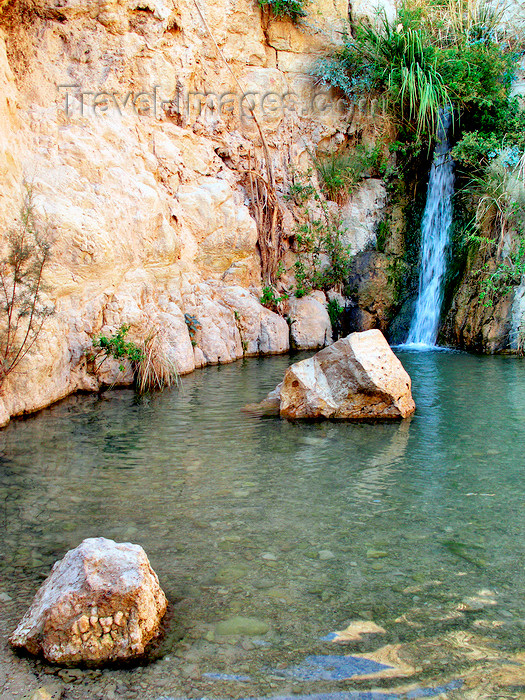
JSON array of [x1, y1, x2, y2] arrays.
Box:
[[214, 565, 249, 584], [273, 654, 392, 681], [319, 550, 335, 560], [25, 690, 54, 700], [214, 616, 270, 636], [366, 550, 389, 559], [321, 620, 385, 643]]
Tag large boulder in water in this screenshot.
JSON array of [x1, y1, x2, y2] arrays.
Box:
[[262, 329, 415, 420], [9, 537, 168, 665]]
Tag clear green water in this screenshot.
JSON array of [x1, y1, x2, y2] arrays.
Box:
[[1, 350, 525, 698]]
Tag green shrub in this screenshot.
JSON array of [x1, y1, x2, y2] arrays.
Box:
[[459, 153, 525, 310], [313, 145, 383, 203], [465, 155, 525, 250], [92, 324, 143, 372], [327, 297, 344, 327], [475, 230, 525, 308], [451, 130, 501, 169], [286, 175, 316, 205], [436, 42, 515, 110], [314, 0, 522, 142], [287, 171, 354, 296], [294, 208, 353, 295], [257, 0, 307, 23], [314, 152, 358, 204], [92, 323, 179, 393], [260, 285, 288, 311], [452, 99, 525, 176], [314, 7, 450, 139]]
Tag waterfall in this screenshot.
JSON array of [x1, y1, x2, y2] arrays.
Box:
[[406, 111, 455, 347]]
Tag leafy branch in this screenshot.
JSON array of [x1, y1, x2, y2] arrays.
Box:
[[288, 171, 353, 297], [0, 186, 54, 387], [91, 323, 179, 393]]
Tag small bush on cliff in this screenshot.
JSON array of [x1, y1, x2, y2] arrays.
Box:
[[92, 325, 143, 372], [313, 144, 385, 203], [257, 0, 307, 23], [314, 6, 451, 139], [289, 172, 353, 297], [260, 285, 288, 312], [327, 297, 343, 325], [0, 187, 54, 388], [459, 154, 525, 308], [478, 240, 525, 308], [92, 324, 179, 393], [452, 99, 525, 174]]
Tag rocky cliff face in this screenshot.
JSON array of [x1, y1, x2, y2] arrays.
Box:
[[0, 0, 391, 424], [442, 237, 524, 354]]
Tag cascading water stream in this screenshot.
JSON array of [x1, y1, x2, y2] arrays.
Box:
[[406, 111, 455, 347]]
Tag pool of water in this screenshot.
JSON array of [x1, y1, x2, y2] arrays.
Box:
[[1, 350, 525, 699]]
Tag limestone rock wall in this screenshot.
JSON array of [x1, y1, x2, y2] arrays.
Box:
[[0, 0, 391, 424]]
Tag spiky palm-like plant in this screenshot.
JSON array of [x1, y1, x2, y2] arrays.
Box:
[[314, 0, 519, 141], [315, 10, 451, 138]]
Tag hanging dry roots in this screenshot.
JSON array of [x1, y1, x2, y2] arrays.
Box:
[[191, 0, 284, 285], [242, 169, 285, 286]]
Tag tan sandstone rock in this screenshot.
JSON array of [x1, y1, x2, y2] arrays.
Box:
[[9, 537, 167, 664], [341, 179, 388, 254], [277, 329, 415, 420]]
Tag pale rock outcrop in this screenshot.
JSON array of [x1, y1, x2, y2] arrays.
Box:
[[266, 329, 415, 420], [351, 0, 397, 24], [219, 286, 290, 355], [175, 176, 260, 284], [285, 291, 332, 350], [0, 397, 9, 428], [183, 288, 243, 364], [341, 179, 388, 254], [181, 284, 290, 362], [10, 538, 167, 664], [267, 0, 347, 57]]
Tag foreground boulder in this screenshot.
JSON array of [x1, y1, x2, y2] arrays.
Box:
[[255, 329, 415, 421], [10, 538, 167, 665]]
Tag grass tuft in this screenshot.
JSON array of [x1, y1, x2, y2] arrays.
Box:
[[136, 324, 179, 394]]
